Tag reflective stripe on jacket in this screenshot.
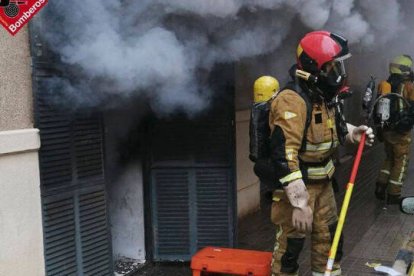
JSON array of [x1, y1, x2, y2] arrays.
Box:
[[269, 89, 338, 185]]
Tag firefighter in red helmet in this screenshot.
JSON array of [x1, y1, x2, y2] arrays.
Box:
[[269, 31, 375, 275]]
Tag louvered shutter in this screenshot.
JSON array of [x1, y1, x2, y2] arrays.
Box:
[[43, 193, 77, 275], [196, 168, 232, 248], [152, 169, 191, 260], [31, 37, 113, 275], [74, 115, 105, 187], [79, 188, 112, 275], [149, 111, 236, 261], [42, 186, 112, 276], [34, 81, 113, 275], [36, 86, 73, 192]]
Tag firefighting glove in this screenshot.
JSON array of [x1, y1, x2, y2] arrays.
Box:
[[346, 124, 375, 146], [283, 178, 313, 232]]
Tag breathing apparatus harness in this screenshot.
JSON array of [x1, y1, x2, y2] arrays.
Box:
[[371, 92, 412, 129], [295, 68, 350, 145], [364, 75, 413, 131]]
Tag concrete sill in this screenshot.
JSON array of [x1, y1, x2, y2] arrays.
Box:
[[0, 128, 40, 155]]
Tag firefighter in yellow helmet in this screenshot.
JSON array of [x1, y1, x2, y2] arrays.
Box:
[[250, 76, 280, 161], [253, 76, 280, 103], [269, 31, 374, 276], [375, 55, 414, 204], [249, 76, 280, 196]]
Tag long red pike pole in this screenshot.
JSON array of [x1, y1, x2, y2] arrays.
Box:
[[324, 133, 366, 276]]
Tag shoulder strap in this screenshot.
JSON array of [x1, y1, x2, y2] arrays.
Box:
[[399, 83, 405, 95], [388, 74, 405, 94], [278, 81, 312, 152]]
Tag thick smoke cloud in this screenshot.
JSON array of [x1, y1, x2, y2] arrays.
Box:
[[37, 0, 414, 114]]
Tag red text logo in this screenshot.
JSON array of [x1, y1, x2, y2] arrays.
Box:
[[0, 0, 47, 36]]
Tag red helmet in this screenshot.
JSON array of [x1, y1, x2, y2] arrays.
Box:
[[296, 31, 351, 99], [297, 31, 350, 74]]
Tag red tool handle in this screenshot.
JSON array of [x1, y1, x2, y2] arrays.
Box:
[[349, 133, 366, 183], [324, 132, 367, 276]]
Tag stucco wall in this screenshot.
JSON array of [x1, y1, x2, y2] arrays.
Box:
[[0, 129, 44, 276], [235, 110, 260, 218], [235, 61, 261, 218], [0, 28, 33, 131], [0, 27, 44, 275]]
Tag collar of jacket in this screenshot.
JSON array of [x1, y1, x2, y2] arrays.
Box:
[[298, 80, 325, 104]]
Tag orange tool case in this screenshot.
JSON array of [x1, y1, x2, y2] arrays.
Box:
[[191, 247, 273, 276]]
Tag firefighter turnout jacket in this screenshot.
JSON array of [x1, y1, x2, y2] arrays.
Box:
[[377, 77, 414, 197], [269, 88, 338, 186]]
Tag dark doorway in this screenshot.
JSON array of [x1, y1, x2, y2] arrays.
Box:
[[144, 65, 237, 261]]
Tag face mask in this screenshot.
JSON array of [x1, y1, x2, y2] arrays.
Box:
[[316, 55, 350, 101], [315, 78, 342, 101]]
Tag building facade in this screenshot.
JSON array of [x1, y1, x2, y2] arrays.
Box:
[[0, 25, 262, 275], [0, 28, 45, 276]]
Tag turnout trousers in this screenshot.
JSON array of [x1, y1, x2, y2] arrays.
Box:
[[270, 181, 343, 276], [378, 131, 412, 196]]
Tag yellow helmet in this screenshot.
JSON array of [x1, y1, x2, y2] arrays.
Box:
[[389, 55, 413, 75], [253, 76, 280, 103]]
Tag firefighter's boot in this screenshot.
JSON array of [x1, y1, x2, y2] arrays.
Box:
[[387, 194, 402, 205], [375, 182, 387, 200]]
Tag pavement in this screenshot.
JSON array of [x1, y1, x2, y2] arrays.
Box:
[[134, 142, 414, 275]]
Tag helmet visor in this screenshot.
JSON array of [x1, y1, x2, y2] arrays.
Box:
[[320, 53, 352, 85]]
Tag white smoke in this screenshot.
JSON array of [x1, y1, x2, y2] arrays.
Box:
[[298, 0, 331, 28], [159, 0, 243, 18], [37, 0, 414, 114]]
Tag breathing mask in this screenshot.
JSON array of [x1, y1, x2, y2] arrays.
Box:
[[316, 54, 351, 101]]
